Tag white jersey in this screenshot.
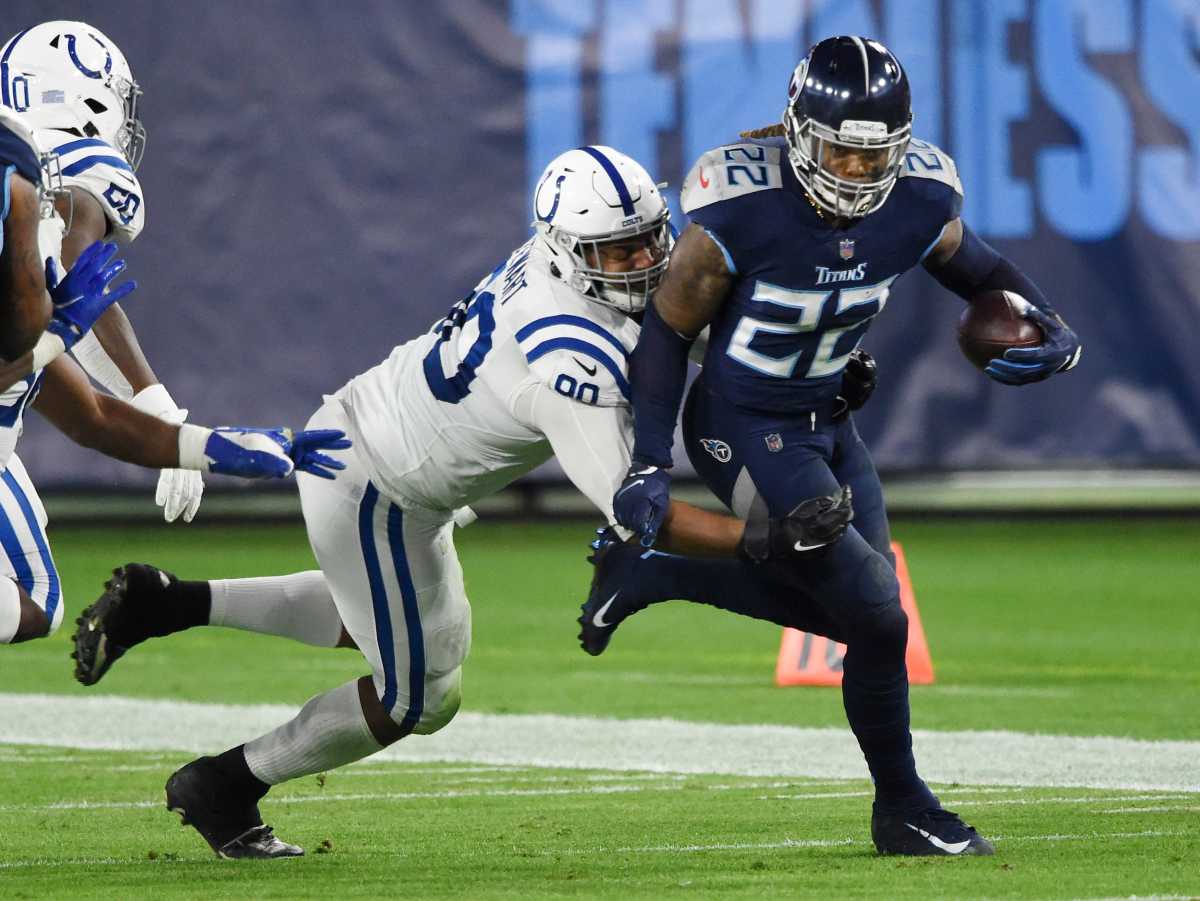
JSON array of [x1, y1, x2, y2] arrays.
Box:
[[38, 130, 144, 243], [336, 240, 638, 517]]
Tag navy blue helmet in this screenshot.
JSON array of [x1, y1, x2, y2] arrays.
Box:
[[783, 36, 912, 219]]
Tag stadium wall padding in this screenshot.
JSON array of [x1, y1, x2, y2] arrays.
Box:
[[6, 0, 1199, 489]]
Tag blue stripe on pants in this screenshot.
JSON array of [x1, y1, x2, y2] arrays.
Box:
[[358, 482, 398, 713], [385, 503, 424, 736], [0, 485, 35, 595], [2, 470, 59, 621]]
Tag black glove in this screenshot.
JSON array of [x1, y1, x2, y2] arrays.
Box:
[[832, 349, 877, 422], [738, 485, 854, 563]]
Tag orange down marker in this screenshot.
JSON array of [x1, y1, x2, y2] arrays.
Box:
[[774, 542, 935, 687]]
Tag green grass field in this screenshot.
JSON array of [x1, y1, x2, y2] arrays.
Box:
[[1, 518, 1198, 899]]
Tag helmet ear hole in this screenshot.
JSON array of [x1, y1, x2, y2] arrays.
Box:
[[83, 98, 108, 115]]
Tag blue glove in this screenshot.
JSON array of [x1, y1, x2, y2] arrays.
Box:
[[984, 307, 1082, 386], [612, 464, 671, 547], [183, 426, 351, 480], [45, 241, 137, 348]]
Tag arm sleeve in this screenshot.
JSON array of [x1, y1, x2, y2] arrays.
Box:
[[629, 301, 693, 468], [928, 221, 1058, 317], [69, 330, 134, 399], [513, 380, 632, 524]]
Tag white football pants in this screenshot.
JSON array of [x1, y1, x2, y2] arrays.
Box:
[[296, 401, 472, 735], [0, 454, 63, 640]]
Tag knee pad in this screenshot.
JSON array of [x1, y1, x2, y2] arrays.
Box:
[[0, 579, 19, 644], [411, 668, 463, 735], [46, 596, 65, 637], [849, 601, 909, 658], [857, 551, 900, 605]]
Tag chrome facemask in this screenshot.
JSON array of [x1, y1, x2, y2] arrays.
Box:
[[785, 106, 910, 219]]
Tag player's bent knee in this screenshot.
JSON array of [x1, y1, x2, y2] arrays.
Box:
[[850, 601, 908, 656], [411, 668, 463, 736]]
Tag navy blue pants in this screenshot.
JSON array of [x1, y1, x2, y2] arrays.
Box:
[[640, 376, 934, 812]]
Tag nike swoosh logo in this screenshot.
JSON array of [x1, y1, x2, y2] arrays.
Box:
[[698, 167, 710, 189], [792, 540, 829, 552], [592, 592, 619, 628], [904, 823, 970, 855], [615, 479, 645, 499], [574, 357, 598, 377]]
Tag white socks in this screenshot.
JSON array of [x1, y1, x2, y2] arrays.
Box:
[[243, 679, 382, 785], [208, 571, 342, 648]]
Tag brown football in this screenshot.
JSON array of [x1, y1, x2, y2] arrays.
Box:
[[957, 290, 1044, 370]]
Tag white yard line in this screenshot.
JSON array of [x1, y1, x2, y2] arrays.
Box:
[[1, 692, 1197, 791]]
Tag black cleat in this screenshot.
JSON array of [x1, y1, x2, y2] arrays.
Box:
[[166, 757, 302, 859], [872, 807, 995, 857], [72, 564, 177, 686], [577, 528, 652, 656]]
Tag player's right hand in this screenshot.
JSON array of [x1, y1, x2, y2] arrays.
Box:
[[45, 241, 137, 348], [612, 464, 671, 547], [832, 348, 877, 421]]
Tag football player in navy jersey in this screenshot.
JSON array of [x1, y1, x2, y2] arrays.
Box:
[[589, 36, 1082, 857]]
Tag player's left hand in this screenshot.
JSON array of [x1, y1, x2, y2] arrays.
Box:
[[130, 385, 206, 522], [984, 308, 1082, 386], [179, 426, 351, 480], [45, 241, 137, 348], [156, 468, 204, 522], [832, 348, 877, 421], [612, 464, 671, 547]]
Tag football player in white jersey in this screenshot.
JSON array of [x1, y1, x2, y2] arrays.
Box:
[[70, 146, 845, 859], [0, 20, 205, 523], [0, 248, 349, 645]]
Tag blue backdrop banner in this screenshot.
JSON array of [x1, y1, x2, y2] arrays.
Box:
[[5, 0, 1199, 489]]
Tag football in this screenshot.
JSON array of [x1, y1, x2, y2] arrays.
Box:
[[956, 290, 1044, 370]]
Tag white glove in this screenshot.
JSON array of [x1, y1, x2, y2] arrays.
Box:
[[131, 384, 205, 523]]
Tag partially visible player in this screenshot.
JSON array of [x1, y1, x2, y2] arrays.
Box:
[[0, 252, 348, 645], [604, 36, 1082, 857], [0, 105, 64, 358], [70, 146, 856, 859], [1, 21, 204, 522]]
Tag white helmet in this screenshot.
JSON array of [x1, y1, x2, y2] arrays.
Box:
[[531, 145, 670, 314], [0, 21, 145, 170]]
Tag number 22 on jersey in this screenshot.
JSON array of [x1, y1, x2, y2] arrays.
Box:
[[726, 276, 896, 380]]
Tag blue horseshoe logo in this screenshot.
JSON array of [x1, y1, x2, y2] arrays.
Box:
[[66, 34, 113, 80], [536, 173, 567, 223]]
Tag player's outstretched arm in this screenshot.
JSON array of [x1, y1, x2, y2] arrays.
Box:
[[615, 224, 735, 545], [31, 355, 349, 480], [0, 174, 52, 360], [519, 380, 776, 559], [923, 218, 1082, 385], [55, 188, 205, 523]]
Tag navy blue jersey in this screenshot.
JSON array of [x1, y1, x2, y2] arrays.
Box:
[[682, 136, 962, 413]]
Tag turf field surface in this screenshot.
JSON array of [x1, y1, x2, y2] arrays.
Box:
[[0, 519, 1197, 898]]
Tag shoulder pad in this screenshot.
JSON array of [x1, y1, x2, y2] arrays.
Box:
[[682, 143, 783, 214], [0, 108, 43, 185], [43, 133, 144, 242], [899, 138, 963, 197], [514, 307, 632, 408]]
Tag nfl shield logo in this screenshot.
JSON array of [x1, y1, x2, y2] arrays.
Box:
[[765, 433, 784, 453], [839, 238, 855, 260]]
